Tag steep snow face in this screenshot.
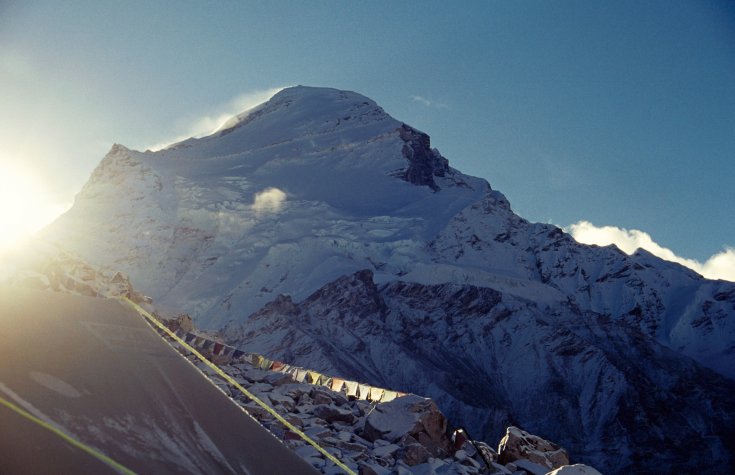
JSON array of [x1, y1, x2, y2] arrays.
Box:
[[44, 86, 487, 327], [223, 270, 735, 475]]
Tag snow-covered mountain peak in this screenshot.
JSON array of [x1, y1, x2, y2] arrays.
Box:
[[32, 85, 735, 473], [161, 86, 396, 156], [216, 86, 390, 135]]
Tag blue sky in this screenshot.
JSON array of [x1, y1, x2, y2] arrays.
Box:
[[1, 1, 733, 275]]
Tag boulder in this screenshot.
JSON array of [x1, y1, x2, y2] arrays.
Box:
[[546, 464, 603, 475], [473, 440, 498, 463], [312, 404, 356, 424], [358, 462, 392, 475], [362, 395, 451, 457], [274, 383, 311, 401], [497, 426, 569, 470], [514, 458, 551, 475], [372, 443, 401, 459], [311, 387, 337, 405], [490, 461, 513, 474], [400, 443, 430, 466], [267, 392, 296, 411]]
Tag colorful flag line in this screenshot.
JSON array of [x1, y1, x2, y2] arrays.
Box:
[[168, 327, 407, 404]]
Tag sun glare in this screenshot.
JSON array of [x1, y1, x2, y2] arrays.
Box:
[[0, 163, 64, 252]]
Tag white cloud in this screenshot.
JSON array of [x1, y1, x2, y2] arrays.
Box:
[[566, 220, 735, 282], [410, 95, 448, 109], [148, 87, 287, 150], [252, 187, 286, 216]]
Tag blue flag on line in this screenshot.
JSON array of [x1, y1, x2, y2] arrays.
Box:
[[185, 332, 196, 343], [232, 350, 245, 359]]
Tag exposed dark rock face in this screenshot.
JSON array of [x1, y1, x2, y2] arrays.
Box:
[[398, 124, 450, 191]]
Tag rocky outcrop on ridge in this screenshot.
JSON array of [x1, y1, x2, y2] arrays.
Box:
[[6, 244, 151, 304], [398, 124, 450, 191], [167, 330, 594, 475], [497, 427, 569, 470]]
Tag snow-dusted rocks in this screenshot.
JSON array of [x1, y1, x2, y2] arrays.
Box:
[[497, 427, 569, 470], [6, 243, 151, 304], [362, 395, 451, 459], [546, 465, 602, 475], [169, 332, 593, 475]]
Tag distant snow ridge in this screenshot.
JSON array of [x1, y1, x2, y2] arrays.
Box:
[[42, 86, 735, 474]]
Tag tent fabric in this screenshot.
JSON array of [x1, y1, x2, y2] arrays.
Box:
[[0, 287, 320, 475]]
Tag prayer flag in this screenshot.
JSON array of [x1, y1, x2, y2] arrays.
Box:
[[295, 369, 308, 383], [369, 387, 384, 401], [344, 381, 358, 398], [259, 358, 272, 370], [381, 390, 398, 403], [307, 371, 321, 385], [358, 384, 370, 400], [331, 378, 345, 393]]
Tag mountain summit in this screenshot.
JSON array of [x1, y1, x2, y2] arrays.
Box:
[[42, 86, 735, 473], [45, 86, 489, 325]]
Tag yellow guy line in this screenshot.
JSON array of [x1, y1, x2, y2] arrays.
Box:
[[0, 394, 136, 475], [121, 297, 357, 475]]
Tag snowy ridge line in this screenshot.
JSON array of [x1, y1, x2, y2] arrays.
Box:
[[163, 321, 411, 405], [121, 297, 358, 475]]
